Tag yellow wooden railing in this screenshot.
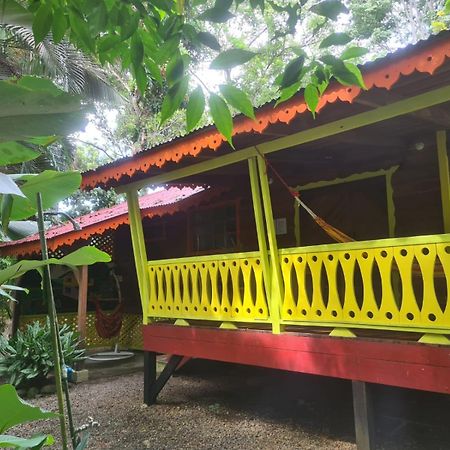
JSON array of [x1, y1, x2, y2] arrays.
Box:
[[146, 234, 450, 337], [147, 252, 270, 323]]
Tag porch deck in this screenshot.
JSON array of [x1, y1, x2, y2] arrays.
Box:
[[145, 233, 450, 342]]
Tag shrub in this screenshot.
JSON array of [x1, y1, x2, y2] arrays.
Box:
[[0, 319, 85, 388]]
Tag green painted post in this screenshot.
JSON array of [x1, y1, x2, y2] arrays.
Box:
[[437, 130, 450, 233], [126, 190, 150, 324], [248, 157, 272, 306], [256, 154, 283, 334]]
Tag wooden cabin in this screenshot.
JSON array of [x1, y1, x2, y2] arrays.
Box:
[[4, 31, 450, 449], [82, 32, 450, 449]]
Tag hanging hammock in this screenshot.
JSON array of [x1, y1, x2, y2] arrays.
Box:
[[255, 147, 354, 244], [93, 271, 124, 339]]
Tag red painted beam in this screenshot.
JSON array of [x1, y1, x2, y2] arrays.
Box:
[[143, 324, 450, 394]]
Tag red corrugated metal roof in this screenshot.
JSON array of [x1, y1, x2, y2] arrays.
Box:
[[0, 186, 210, 257], [81, 31, 450, 191]]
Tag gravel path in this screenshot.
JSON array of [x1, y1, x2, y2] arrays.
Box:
[[12, 360, 450, 449]]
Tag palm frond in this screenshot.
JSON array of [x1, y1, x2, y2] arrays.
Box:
[[0, 23, 122, 104]]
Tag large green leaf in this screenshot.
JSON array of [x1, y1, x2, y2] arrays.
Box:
[[210, 49, 257, 70], [186, 87, 205, 132], [197, 31, 221, 51], [279, 56, 305, 89], [32, 3, 52, 44], [219, 85, 255, 119], [160, 76, 189, 125], [0, 174, 25, 197], [310, 0, 348, 20], [198, 7, 234, 23], [0, 433, 54, 448], [5, 220, 39, 240], [0, 77, 88, 143], [0, 0, 33, 27], [0, 142, 40, 166], [9, 170, 82, 221], [341, 46, 369, 60], [0, 246, 112, 285], [319, 32, 352, 48], [0, 384, 57, 433], [209, 93, 233, 146]]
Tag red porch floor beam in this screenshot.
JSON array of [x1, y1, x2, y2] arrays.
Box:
[[143, 324, 450, 394]]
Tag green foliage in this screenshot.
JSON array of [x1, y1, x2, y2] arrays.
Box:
[[0, 319, 85, 388], [210, 48, 258, 70], [186, 86, 206, 133], [0, 246, 111, 286], [0, 384, 56, 448], [0, 76, 88, 143], [208, 93, 233, 145], [21, 0, 366, 146]]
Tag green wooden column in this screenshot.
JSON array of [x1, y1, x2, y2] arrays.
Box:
[[437, 130, 450, 233], [256, 153, 283, 334], [248, 157, 272, 308], [126, 189, 150, 324]]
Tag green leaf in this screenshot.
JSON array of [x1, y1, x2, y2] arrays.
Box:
[[208, 93, 233, 146], [197, 31, 221, 52], [279, 56, 305, 89], [119, 10, 139, 41], [133, 64, 148, 94], [98, 34, 122, 53], [250, 0, 265, 13], [198, 7, 234, 23], [32, 3, 52, 44], [1, 193, 13, 232], [186, 87, 205, 132], [0, 174, 24, 197], [160, 76, 189, 125], [342, 62, 366, 89], [304, 84, 319, 117], [275, 81, 302, 106], [9, 171, 82, 221], [219, 84, 255, 119], [68, 10, 95, 52], [0, 433, 54, 448], [51, 8, 68, 44], [445, 0, 450, 14], [166, 54, 186, 86], [0, 246, 111, 285], [210, 49, 257, 70], [0, 142, 39, 165], [0, 0, 33, 27], [310, 0, 348, 20], [130, 34, 144, 68], [341, 46, 369, 60], [0, 384, 57, 433], [319, 32, 352, 48], [0, 77, 88, 143]]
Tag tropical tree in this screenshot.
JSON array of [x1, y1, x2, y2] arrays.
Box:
[[19, 0, 370, 146]]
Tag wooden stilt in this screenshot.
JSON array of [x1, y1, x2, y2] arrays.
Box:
[[144, 353, 183, 405], [144, 352, 157, 405], [77, 265, 88, 342], [352, 381, 374, 450]]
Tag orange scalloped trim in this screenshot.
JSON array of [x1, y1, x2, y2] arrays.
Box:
[[81, 37, 450, 190]]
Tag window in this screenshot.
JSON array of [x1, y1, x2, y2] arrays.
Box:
[[189, 202, 238, 253]]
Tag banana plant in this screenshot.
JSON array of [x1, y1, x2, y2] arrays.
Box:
[[0, 384, 57, 449]]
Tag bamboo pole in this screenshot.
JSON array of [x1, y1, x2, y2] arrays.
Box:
[[36, 193, 68, 450]]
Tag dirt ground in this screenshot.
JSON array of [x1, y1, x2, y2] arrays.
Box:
[[13, 359, 450, 449]]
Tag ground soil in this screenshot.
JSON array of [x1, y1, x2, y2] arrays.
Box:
[[12, 359, 450, 449]]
